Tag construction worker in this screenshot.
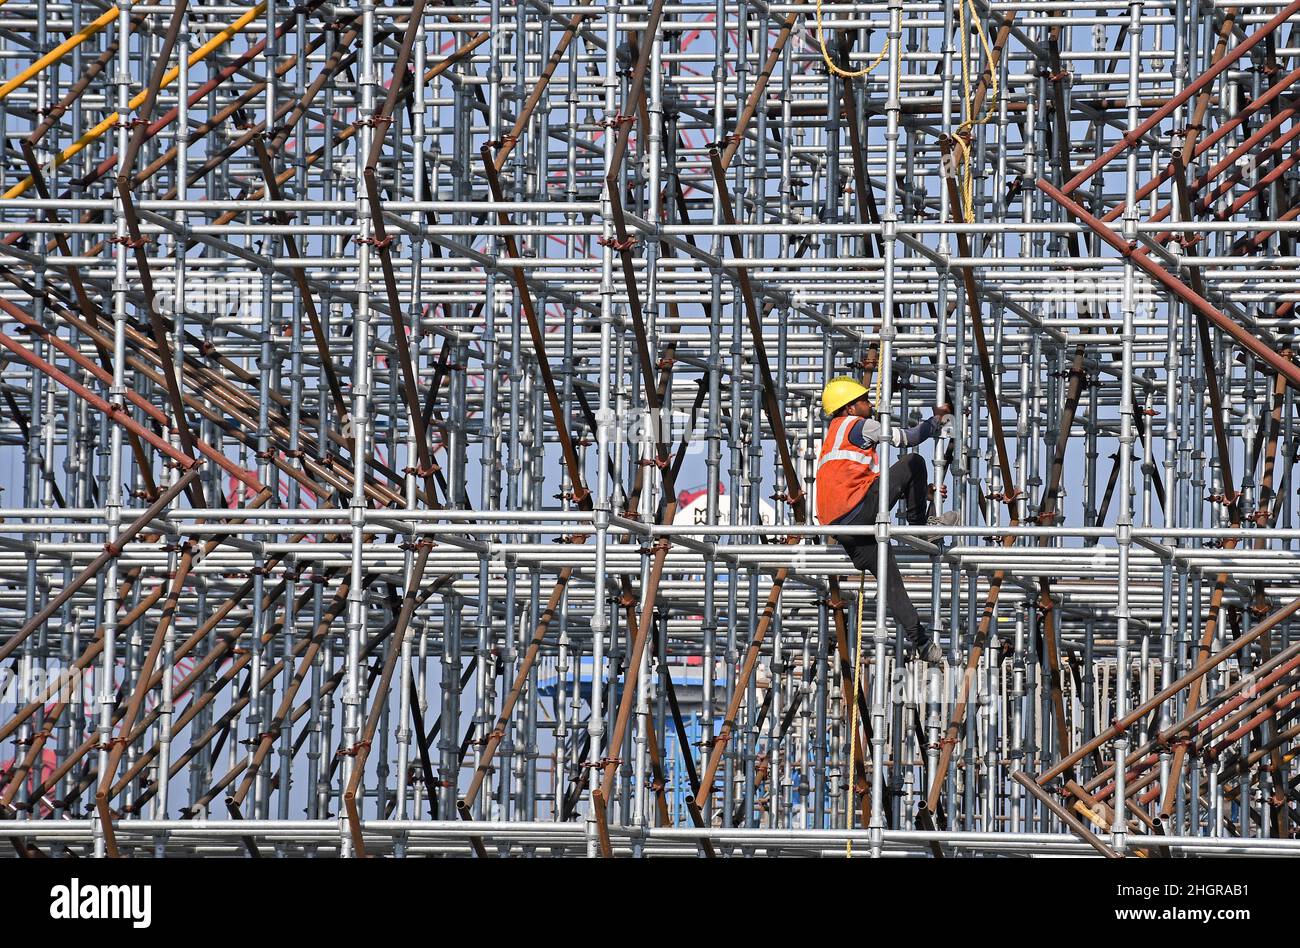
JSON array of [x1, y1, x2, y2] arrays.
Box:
[[815, 376, 958, 665]]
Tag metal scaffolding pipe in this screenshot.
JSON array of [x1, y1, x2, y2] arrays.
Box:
[[0, 0, 1297, 859]]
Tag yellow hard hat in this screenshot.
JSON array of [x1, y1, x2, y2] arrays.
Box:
[[821, 376, 869, 415]]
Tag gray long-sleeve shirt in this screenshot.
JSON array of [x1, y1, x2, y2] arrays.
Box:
[[844, 414, 942, 450]]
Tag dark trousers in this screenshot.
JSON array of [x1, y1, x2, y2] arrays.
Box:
[[833, 453, 928, 646]]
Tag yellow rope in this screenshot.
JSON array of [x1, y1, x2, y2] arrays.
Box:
[[814, 3, 889, 407], [815, 0, 889, 79], [846, 569, 866, 857], [952, 0, 999, 223]]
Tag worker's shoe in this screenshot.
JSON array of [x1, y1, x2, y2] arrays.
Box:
[[918, 641, 945, 666], [926, 510, 961, 529], [906, 631, 945, 666]]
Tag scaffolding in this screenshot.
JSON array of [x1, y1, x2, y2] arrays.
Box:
[[0, 0, 1298, 858]]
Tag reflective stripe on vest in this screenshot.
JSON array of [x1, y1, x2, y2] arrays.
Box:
[[815, 415, 880, 525]]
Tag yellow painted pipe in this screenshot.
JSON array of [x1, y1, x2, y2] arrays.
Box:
[[0, 6, 119, 102], [1071, 799, 1109, 830], [5, 1, 267, 199]]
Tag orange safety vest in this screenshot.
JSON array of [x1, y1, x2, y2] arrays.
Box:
[[815, 415, 881, 525]]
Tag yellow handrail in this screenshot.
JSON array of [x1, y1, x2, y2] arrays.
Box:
[[5, 1, 267, 199], [0, 6, 119, 103]]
